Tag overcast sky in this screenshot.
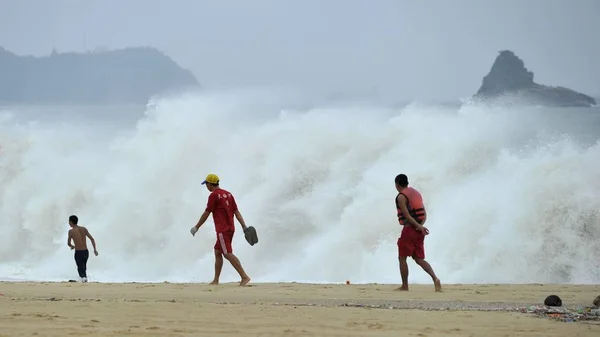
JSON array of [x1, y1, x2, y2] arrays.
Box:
[[1, 0, 599, 101]]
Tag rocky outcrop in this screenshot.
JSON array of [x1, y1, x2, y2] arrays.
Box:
[[472, 50, 596, 107], [0, 46, 199, 105]]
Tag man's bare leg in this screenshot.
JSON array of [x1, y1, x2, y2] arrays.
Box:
[[414, 258, 442, 292], [210, 250, 223, 285], [395, 256, 410, 291], [223, 253, 251, 286]]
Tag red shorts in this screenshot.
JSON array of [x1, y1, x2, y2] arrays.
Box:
[[397, 234, 425, 259], [214, 230, 234, 254]]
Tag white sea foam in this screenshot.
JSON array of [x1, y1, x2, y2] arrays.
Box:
[[0, 90, 599, 284]]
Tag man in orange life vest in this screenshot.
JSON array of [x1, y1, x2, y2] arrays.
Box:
[[395, 174, 441, 292]]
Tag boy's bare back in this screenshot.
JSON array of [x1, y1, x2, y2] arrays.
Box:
[[69, 226, 90, 250]]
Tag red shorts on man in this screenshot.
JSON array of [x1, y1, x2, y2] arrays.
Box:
[[397, 226, 425, 259], [214, 230, 234, 254]]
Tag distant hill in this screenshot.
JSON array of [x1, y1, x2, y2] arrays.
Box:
[[0, 46, 200, 105], [471, 50, 596, 108]]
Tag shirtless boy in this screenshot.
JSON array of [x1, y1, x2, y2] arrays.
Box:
[[67, 215, 98, 283]]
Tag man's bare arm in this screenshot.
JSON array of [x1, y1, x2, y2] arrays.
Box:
[[67, 230, 74, 250], [84, 228, 98, 254], [397, 194, 422, 228], [234, 210, 248, 230], [193, 211, 211, 230]]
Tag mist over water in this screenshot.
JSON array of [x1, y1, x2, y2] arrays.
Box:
[[1, 90, 599, 285]]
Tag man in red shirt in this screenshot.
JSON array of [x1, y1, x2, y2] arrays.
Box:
[[190, 173, 251, 286]]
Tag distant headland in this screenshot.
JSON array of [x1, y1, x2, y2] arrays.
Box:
[[0, 46, 200, 105], [471, 50, 596, 108]]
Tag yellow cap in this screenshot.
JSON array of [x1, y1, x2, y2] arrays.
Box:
[[202, 173, 220, 185]]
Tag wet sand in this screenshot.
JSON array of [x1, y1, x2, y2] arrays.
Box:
[[0, 282, 598, 336]]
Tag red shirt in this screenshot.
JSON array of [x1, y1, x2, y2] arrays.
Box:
[[205, 188, 238, 233]]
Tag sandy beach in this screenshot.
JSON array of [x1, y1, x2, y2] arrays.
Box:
[[0, 281, 598, 336]]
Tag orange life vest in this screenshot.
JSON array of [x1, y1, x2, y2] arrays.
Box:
[[395, 186, 426, 226]]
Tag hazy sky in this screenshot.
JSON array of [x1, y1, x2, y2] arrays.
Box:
[[1, 0, 599, 101]]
